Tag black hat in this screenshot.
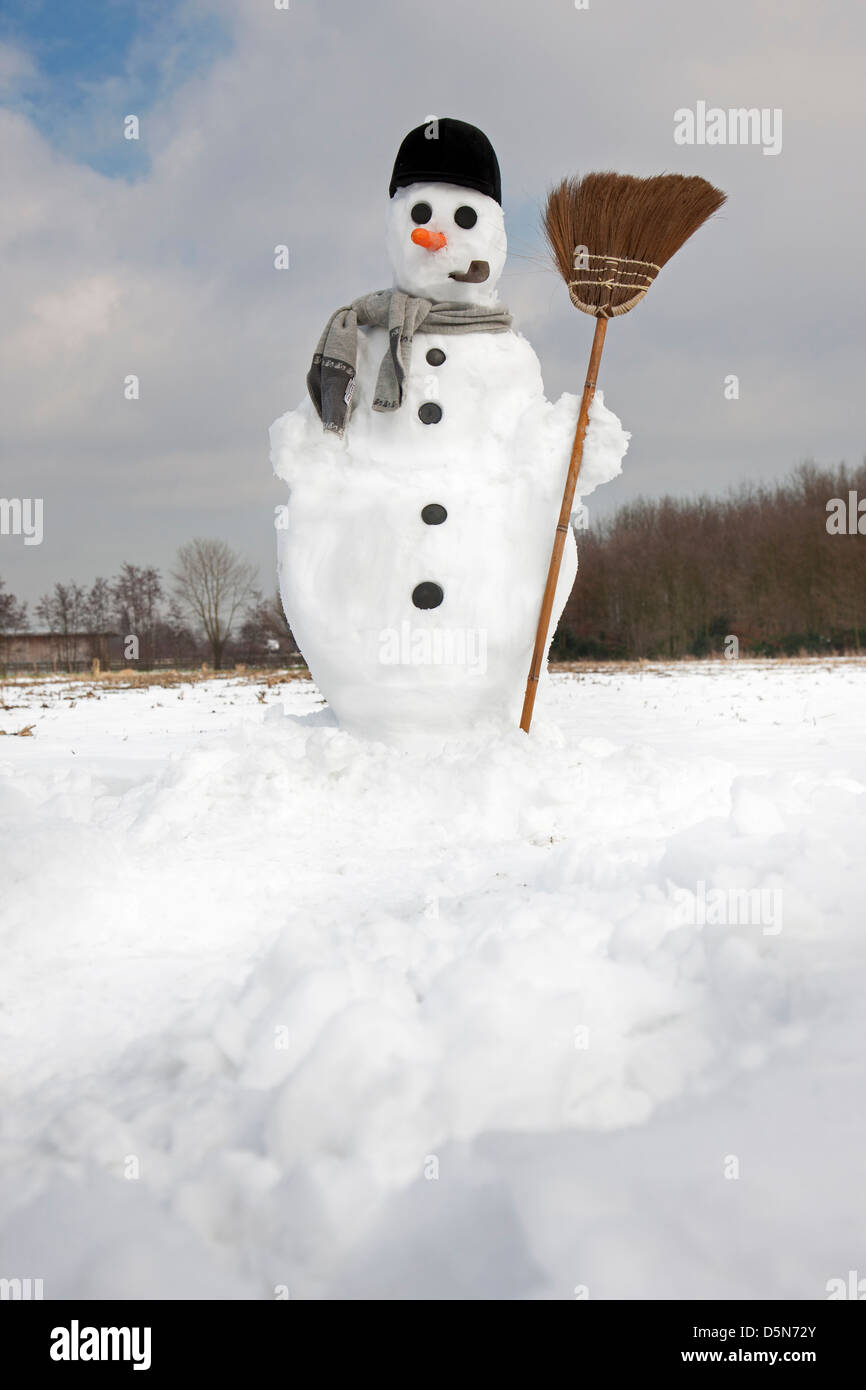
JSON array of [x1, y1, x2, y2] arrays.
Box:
[[389, 118, 502, 206]]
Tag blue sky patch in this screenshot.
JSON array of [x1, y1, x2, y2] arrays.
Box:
[[0, 0, 232, 177]]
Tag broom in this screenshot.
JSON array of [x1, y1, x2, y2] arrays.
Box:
[[519, 171, 726, 733]]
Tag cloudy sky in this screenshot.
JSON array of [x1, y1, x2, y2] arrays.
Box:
[[1, 0, 862, 610]]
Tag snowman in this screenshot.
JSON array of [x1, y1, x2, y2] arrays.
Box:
[[270, 118, 629, 739]]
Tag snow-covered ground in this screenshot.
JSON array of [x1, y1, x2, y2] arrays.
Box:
[[1, 660, 864, 1300]]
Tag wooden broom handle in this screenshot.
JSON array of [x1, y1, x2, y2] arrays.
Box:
[[519, 314, 608, 733]]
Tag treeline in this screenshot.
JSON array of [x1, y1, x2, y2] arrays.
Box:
[[0, 540, 296, 672], [554, 462, 866, 660], [4, 464, 865, 672]]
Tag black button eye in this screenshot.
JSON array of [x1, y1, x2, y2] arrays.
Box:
[[411, 202, 432, 225], [454, 206, 477, 229]]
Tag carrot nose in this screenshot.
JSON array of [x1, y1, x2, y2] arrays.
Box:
[[411, 228, 447, 251]]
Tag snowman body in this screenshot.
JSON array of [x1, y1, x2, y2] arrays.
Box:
[[270, 171, 627, 739], [272, 326, 577, 736]]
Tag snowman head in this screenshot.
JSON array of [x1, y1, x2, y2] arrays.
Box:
[[386, 183, 507, 306], [386, 118, 507, 306]]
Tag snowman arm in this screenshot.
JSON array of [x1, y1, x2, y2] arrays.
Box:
[[269, 396, 345, 483], [542, 390, 630, 527], [515, 388, 630, 528]]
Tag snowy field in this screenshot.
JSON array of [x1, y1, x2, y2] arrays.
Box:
[[1, 659, 864, 1300]]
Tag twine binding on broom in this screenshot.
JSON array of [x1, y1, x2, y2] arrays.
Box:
[[568, 253, 660, 317]]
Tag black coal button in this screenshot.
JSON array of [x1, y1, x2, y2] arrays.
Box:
[[418, 401, 443, 424], [425, 348, 446, 366], [412, 582, 444, 610], [421, 504, 447, 525]]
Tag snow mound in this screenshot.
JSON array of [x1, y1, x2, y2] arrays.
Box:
[[1, 663, 864, 1298]]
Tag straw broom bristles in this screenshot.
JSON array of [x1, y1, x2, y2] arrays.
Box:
[[543, 172, 726, 317]]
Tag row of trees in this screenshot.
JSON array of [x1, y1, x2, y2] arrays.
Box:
[[554, 462, 866, 659], [4, 461, 865, 669], [1, 539, 296, 671]]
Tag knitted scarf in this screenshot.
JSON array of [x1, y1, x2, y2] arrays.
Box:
[[307, 288, 512, 435]]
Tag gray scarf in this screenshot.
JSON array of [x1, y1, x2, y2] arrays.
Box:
[[307, 289, 512, 435]]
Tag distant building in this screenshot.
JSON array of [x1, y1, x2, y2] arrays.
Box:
[[0, 632, 121, 672]]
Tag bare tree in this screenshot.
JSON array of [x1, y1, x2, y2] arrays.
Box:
[[0, 577, 26, 634], [155, 598, 201, 666], [86, 577, 115, 633], [240, 589, 298, 659], [172, 539, 258, 669], [35, 582, 89, 670], [0, 577, 27, 672], [113, 564, 163, 667]]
